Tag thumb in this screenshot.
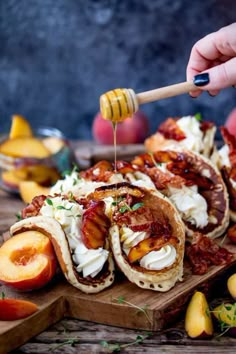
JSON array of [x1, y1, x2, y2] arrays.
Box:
[[199, 57, 236, 91]]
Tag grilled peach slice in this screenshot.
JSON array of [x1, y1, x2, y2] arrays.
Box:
[[9, 115, 33, 139], [0, 230, 57, 291], [128, 236, 177, 263], [0, 298, 38, 321], [81, 201, 110, 249], [185, 291, 213, 338]]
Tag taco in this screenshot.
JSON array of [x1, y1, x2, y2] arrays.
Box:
[[131, 149, 229, 239], [214, 127, 236, 222], [10, 194, 115, 294], [145, 115, 216, 158], [87, 182, 185, 292]]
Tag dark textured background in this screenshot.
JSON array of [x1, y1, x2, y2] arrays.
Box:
[[0, 0, 235, 140]]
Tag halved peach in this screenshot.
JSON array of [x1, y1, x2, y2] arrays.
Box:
[[0, 298, 38, 321], [9, 115, 33, 139], [0, 137, 50, 158], [0, 230, 57, 291], [19, 181, 50, 204]]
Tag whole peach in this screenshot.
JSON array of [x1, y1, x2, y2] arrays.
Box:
[[92, 110, 149, 145], [225, 108, 236, 136]]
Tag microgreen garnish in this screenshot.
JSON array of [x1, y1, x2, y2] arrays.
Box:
[[112, 197, 125, 206], [210, 302, 236, 337], [119, 202, 144, 214], [46, 198, 53, 206], [1, 292, 5, 300], [15, 212, 22, 221], [62, 164, 80, 178], [195, 112, 202, 122], [100, 332, 152, 352], [56, 205, 73, 211], [148, 152, 162, 167], [112, 296, 152, 324]]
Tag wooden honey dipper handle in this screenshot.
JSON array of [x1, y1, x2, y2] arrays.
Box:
[[136, 81, 198, 105], [100, 81, 199, 122]]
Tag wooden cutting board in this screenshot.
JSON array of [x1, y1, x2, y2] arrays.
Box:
[[0, 242, 236, 354], [0, 142, 236, 353]]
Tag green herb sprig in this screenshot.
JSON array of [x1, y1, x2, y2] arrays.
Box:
[[100, 332, 152, 352]]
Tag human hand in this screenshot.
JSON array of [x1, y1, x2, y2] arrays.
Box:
[[186, 22, 236, 97]]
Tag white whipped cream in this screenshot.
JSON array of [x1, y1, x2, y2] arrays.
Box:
[[50, 171, 106, 198], [126, 171, 156, 190], [168, 185, 208, 228], [140, 245, 176, 270], [176, 116, 204, 152], [73, 243, 109, 278], [218, 144, 231, 169], [40, 196, 109, 278], [120, 226, 177, 270]]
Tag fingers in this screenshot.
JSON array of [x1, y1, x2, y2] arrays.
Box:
[[186, 23, 236, 97]]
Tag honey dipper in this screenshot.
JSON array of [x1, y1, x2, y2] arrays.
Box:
[[100, 81, 199, 122]]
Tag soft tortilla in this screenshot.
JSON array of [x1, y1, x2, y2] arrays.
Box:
[[108, 187, 185, 292], [10, 215, 115, 294]]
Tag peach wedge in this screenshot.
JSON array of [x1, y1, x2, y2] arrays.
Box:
[[185, 291, 213, 338], [9, 115, 33, 139], [19, 181, 50, 204], [0, 230, 57, 291], [0, 298, 38, 321], [0, 137, 51, 158]]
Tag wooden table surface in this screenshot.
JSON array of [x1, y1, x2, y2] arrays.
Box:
[[0, 142, 236, 353]]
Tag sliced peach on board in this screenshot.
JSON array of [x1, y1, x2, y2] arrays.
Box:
[[9, 115, 33, 139], [227, 273, 236, 299], [42, 136, 65, 154], [0, 230, 57, 291], [19, 181, 50, 204], [0, 137, 50, 158], [1, 170, 22, 190], [185, 291, 213, 338], [15, 165, 60, 185], [0, 298, 38, 321]]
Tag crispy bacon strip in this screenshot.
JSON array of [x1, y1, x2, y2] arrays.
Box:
[[21, 195, 47, 219], [185, 233, 233, 275], [158, 118, 186, 141], [220, 126, 236, 168], [80, 160, 114, 182]]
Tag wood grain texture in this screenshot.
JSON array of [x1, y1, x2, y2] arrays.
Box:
[[0, 150, 236, 353]]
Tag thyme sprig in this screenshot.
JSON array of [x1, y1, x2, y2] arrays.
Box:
[[1, 292, 5, 300], [112, 296, 152, 325], [100, 332, 152, 352], [50, 337, 80, 351]]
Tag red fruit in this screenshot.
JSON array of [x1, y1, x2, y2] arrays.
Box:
[[0, 298, 38, 321], [225, 108, 236, 136], [227, 224, 236, 244], [92, 110, 149, 145]]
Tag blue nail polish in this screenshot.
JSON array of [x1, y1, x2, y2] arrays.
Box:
[[193, 73, 210, 86]]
